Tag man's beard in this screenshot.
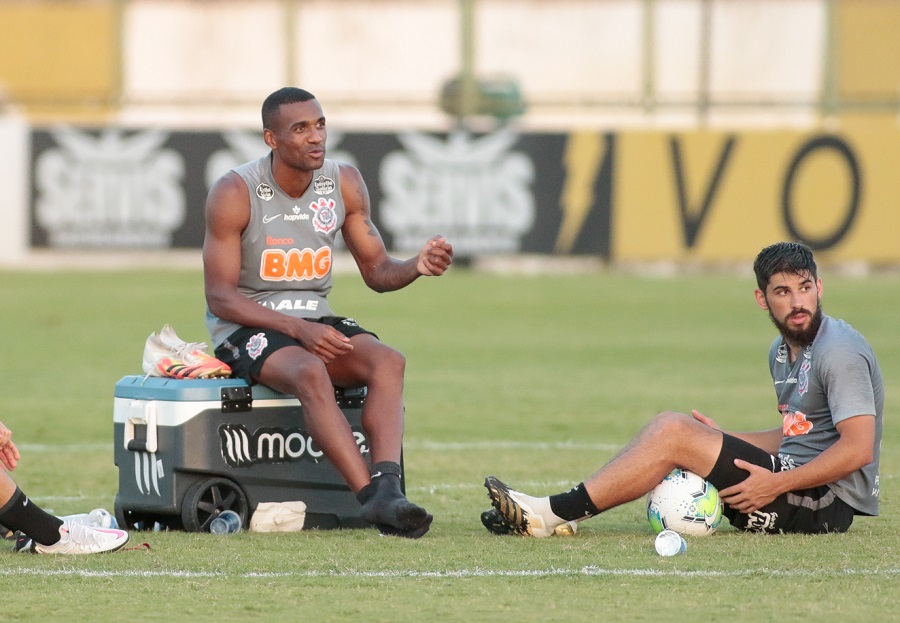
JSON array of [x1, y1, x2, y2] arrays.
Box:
[[768, 301, 824, 347]]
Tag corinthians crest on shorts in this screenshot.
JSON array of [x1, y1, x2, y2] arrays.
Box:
[[309, 197, 337, 234]]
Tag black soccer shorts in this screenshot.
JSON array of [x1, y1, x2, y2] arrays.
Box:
[[706, 433, 855, 534], [214, 317, 377, 381]]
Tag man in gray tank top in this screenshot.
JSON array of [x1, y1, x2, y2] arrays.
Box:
[[482, 242, 883, 536], [204, 88, 453, 538]]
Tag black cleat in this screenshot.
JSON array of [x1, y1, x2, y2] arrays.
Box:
[[480, 507, 516, 535]]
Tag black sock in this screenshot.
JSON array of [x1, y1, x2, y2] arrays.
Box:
[[356, 461, 427, 532], [548, 483, 600, 522], [371, 461, 402, 479], [0, 487, 63, 546], [355, 461, 404, 505]]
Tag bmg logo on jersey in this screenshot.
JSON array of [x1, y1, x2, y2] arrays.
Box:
[[260, 246, 332, 281]]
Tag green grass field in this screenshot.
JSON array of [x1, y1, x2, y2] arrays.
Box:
[[0, 265, 897, 622]]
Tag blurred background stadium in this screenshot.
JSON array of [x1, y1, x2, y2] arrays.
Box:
[[2, 0, 900, 268]]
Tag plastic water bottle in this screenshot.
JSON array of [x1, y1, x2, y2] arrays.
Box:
[[654, 529, 687, 556], [62, 509, 118, 529], [209, 510, 242, 534], [88, 509, 118, 529]]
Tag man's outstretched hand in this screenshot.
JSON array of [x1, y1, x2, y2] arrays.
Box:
[[417, 236, 453, 276], [0, 421, 20, 471]]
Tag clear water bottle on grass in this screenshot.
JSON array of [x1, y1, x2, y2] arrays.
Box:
[[63, 509, 118, 529], [209, 510, 242, 534], [654, 529, 687, 556]]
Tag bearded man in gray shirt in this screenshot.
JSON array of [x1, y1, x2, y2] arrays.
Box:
[[485, 241, 883, 536]]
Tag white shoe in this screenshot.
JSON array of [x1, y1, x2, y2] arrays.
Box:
[[142, 332, 169, 376], [159, 324, 231, 377], [158, 324, 208, 364], [142, 328, 231, 379], [33, 519, 130, 555], [484, 476, 567, 538]]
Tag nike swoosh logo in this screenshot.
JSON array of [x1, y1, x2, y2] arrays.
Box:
[[262, 214, 281, 224], [774, 380, 786, 385], [371, 472, 382, 479]]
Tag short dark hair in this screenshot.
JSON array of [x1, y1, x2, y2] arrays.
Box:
[[753, 241, 818, 291], [261, 87, 316, 130]]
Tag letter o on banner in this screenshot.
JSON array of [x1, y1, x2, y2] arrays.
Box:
[[781, 136, 861, 251]]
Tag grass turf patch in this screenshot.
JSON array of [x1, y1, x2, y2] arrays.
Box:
[[0, 267, 897, 622]]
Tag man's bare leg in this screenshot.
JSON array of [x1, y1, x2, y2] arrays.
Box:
[[486, 412, 724, 536]]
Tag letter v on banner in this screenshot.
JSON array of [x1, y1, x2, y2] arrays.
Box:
[[669, 134, 737, 248]]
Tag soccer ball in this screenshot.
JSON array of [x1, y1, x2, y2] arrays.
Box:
[[647, 468, 724, 536]]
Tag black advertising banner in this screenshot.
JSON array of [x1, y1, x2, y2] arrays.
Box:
[[31, 129, 230, 249], [29, 127, 609, 258], [27, 123, 900, 263]]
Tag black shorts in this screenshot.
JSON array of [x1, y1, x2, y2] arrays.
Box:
[[706, 434, 855, 534], [214, 317, 377, 382]]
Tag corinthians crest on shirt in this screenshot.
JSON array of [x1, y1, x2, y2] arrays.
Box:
[[309, 197, 337, 234]]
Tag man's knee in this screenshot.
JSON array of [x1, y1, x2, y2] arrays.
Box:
[[647, 411, 714, 450], [380, 347, 406, 375], [261, 349, 331, 397], [363, 343, 406, 379], [651, 411, 695, 434], [648, 410, 724, 475]]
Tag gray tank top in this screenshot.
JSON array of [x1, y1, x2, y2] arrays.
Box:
[[206, 154, 344, 346]]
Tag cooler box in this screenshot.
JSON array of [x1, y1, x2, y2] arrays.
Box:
[[113, 375, 388, 532]]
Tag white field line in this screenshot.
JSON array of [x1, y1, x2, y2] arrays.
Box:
[[18, 444, 112, 452], [0, 566, 897, 579], [18, 440, 621, 454]]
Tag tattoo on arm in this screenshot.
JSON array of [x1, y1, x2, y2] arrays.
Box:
[[364, 217, 379, 238], [353, 184, 379, 238]]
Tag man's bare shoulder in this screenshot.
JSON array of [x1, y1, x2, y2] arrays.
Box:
[[206, 170, 251, 232], [210, 169, 249, 197], [336, 161, 364, 186], [335, 162, 368, 215]]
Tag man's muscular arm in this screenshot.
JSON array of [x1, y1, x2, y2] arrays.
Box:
[[339, 164, 452, 293], [720, 415, 875, 514]]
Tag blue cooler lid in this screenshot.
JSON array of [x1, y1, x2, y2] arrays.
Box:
[[114, 375, 291, 401]]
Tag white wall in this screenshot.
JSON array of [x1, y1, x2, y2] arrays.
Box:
[[0, 111, 29, 265], [117, 0, 826, 130]]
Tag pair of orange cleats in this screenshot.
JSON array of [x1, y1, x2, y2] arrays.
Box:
[[142, 324, 231, 379]]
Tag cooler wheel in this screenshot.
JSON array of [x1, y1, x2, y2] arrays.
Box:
[[180, 477, 249, 533]]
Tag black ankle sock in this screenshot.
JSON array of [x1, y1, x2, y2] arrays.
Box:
[[0, 487, 63, 545], [371, 461, 402, 478], [355, 483, 375, 505], [548, 483, 600, 522], [356, 461, 427, 532], [356, 461, 404, 505]]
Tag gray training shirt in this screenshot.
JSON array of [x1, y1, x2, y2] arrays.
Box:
[[768, 314, 883, 516], [206, 154, 345, 347]]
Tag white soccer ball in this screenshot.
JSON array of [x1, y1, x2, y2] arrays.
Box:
[[646, 468, 724, 536]]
